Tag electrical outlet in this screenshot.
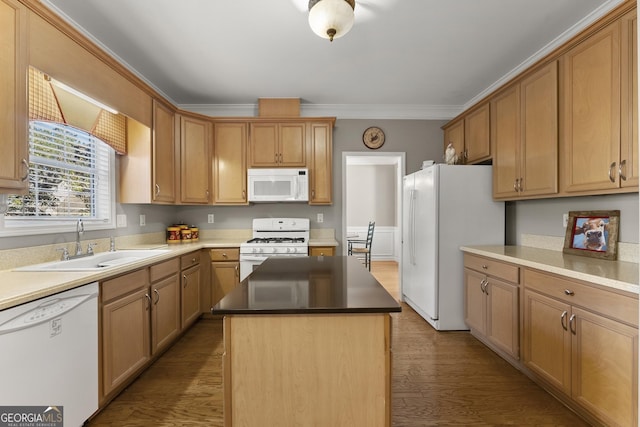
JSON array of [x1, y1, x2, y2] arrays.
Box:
[[139, 214, 146, 226], [116, 214, 127, 228], [208, 214, 215, 224], [563, 213, 568, 228], [317, 213, 323, 223]]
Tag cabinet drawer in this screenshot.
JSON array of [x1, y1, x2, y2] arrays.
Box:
[[524, 269, 638, 327], [309, 246, 334, 256], [181, 251, 201, 270], [149, 258, 179, 282], [101, 268, 149, 303], [210, 248, 240, 262], [464, 254, 519, 283]]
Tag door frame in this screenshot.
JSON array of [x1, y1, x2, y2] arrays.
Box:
[[341, 152, 406, 261]]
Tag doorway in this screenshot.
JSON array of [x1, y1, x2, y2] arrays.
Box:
[[341, 152, 405, 261]]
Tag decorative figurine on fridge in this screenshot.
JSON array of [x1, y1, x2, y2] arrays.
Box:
[[444, 143, 458, 165]]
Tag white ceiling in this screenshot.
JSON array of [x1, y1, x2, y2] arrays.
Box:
[[43, 0, 623, 119]]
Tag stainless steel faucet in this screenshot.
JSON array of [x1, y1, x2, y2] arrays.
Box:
[[75, 219, 84, 256]]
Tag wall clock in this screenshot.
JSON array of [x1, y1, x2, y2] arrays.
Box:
[[362, 126, 385, 149]]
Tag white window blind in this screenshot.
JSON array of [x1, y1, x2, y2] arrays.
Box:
[[3, 121, 115, 234]]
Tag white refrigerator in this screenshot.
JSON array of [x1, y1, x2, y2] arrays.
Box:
[[402, 164, 504, 330]]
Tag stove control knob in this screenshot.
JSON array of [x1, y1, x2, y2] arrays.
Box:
[[251, 248, 257, 254], [268, 248, 275, 254], [287, 248, 292, 253]]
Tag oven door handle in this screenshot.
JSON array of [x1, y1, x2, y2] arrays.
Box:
[[240, 255, 269, 262]]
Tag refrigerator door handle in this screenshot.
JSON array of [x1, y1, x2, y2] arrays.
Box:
[[411, 189, 417, 265]]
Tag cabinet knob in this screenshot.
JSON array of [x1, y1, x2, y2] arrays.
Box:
[[222, 253, 228, 258], [481, 264, 488, 270], [192, 257, 196, 263], [564, 289, 575, 296]]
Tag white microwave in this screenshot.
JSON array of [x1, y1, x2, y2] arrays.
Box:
[[247, 168, 309, 202]]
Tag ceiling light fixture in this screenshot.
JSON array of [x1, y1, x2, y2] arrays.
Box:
[[308, 0, 355, 42]]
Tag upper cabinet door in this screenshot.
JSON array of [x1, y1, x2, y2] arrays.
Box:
[[308, 122, 332, 205], [0, 0, 28, 193], [620, 9, 638, 189], [464, 103, 491, 164], [179, 114, 211, 204], [152, 100, 177, 203], [520, 61, 558, 197], [443, 119, 464, 164], [248, 122, 306, 167], [491, 84, 521, 199], [562, 20, 621, 193], [213, 122, 248, 205]]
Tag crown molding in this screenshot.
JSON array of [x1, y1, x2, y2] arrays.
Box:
[[179, 103, 463, 120]]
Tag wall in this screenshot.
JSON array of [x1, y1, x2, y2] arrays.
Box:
[[346, 164, 397, 227], [507, 193, 639, 245]]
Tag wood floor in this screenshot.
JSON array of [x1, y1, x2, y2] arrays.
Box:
[[88, 261, 589, 426]]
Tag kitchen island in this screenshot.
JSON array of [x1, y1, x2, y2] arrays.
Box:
[[212, 256, 401, 427]]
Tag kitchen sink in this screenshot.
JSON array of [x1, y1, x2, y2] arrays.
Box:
[[14, 249, 172, 272]]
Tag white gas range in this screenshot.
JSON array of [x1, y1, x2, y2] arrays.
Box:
[[239, 218, 310, 281]]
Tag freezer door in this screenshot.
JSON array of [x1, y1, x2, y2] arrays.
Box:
[[415, 167, 438, 320]]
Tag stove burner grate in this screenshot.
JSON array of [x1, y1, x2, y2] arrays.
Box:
[[246, 237, 306, 244]]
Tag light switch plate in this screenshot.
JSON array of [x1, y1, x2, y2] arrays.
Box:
[[116, 214, 127, 228], [139, 214, 146, 226], [208, 214, 215, 223], [317, 213, 323, 223], [563, 213, 568, 228]]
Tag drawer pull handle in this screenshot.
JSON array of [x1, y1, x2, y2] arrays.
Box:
[[608, 162, 616, 183], [619, 160, 627, 181], [183, 274, 188, 287], [192, 258, 196, 263], [564, 289, 575, 296], [222, 253, 228, 258], [153, 289, 160, 304], [569, 314, 577, 334], [145, 293, 151, 311], [561, 311, 568, 330], [479, 278, 487, 293]]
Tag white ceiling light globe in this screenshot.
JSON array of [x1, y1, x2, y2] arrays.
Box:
[[308, 0, 355, 42]]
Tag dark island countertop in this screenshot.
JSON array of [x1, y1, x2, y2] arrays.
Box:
[[211, 256, 401, 315]]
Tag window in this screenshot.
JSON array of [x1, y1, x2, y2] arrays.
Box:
[[1, 120, 115, 236]]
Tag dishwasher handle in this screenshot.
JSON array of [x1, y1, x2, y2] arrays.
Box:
[[0, 292, 98, 335]]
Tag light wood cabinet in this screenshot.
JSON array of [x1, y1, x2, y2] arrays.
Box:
[[443, 119, 464, 164], [308, 122, 333, 205], [152, 100, 178, 203], [463, 254, 520, 360], [0, 0, 28, 193], [180, 251, 201, 329], [464, 103, 491, 164], [443, 103, 490, 165], [309, 246, 335, 256], [149, 258, 181, 353], [523, 269, 638, 427], [620, 9, 638, 189], [178, 114, 211, 204], [492, 62, 558, 199], [561, 14, 637, 194], [249, 122, 306, 167], [100, 269, 151, 400], [212, 122, 248, 204], [210, 248, 240, 306]]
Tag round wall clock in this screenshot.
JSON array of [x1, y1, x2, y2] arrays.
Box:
[[362, 126, 385, 149]]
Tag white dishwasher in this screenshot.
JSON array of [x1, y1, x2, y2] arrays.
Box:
[[0, 282, 99, 427]]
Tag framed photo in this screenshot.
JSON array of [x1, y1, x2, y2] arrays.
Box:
[[563, 210, 620, 260]]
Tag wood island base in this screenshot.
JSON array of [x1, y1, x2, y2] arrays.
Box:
[[222, 313, 392, 427]]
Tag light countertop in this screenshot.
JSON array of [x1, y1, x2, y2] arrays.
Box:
[[461, 245, 639, 294], [0, 237, 339, 311]]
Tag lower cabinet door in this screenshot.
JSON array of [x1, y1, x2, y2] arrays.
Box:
[[151, 274, 181, 354], [464, 268, 486, 334], [212, 262, 240, 306], [522, 289, 572, 394], [571, 307, 638, 427], [101, 288, 151, 397], [486, 278, 519, 359], [181, 265, 201, 328]]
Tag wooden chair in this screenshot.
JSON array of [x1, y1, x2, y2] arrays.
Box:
[[348, 221, 375, 271]]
